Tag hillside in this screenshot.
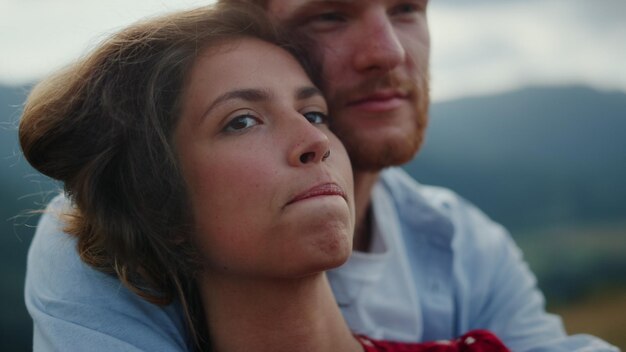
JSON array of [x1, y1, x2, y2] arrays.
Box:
[[406, 85, 626, 232], [0, 84, 39, 352]]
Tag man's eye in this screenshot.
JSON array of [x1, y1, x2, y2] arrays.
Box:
[[390, 2, 425, 16], [303, 111, 328, 125], [223, 114, 259, 132], [313, 12, 345, 23], [304, 11, 347, 30], [395, 4, 415, 13]]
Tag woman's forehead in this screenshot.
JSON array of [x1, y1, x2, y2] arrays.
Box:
[[190, 38, 311, 89]]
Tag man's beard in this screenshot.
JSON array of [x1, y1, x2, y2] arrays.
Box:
[[327, 72, 430, 172]]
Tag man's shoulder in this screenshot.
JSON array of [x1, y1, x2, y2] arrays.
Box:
[[26, 194, 139, 301], [25, 194, 189, 351], [378, 168, 510, 249], [379, 167, 467, 216]]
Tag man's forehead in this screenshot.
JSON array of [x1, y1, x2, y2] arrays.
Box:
[[268, 0, 354, 8], [267, 0, 355, 20]]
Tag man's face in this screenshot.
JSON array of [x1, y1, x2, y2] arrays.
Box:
[[268, 0, 431, 171]]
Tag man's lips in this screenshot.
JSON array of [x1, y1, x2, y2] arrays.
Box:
[[346, 90, 408, 112], [287, 183, 346, 206]]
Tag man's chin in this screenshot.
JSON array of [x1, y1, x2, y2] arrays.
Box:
[[345, 135, 423, 172]]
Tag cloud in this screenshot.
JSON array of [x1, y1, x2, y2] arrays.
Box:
[[429, 0, 626, 101], [0, 0, 211, 85], [1, 0, 624, 102]]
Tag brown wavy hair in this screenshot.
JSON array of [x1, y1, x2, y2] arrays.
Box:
[[19, 2, 318, 350], [220, 0, 268, 8]]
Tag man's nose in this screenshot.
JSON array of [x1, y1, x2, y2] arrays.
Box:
[[352, 13, 406, 73]]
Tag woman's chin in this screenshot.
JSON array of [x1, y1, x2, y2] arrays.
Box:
[[300, 232, 353, 275]]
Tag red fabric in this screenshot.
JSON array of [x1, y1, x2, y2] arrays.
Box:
[[356, 330, 510, 352]]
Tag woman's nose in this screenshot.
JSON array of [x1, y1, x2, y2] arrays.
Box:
[[288, 118, 331, 167], [300, 149, 331, 164]]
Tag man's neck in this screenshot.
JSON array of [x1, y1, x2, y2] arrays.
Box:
[[199, 273, 361, 352], [352, 170, 381, 252]]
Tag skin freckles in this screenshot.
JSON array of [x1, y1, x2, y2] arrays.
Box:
[[174, 38, 355, 280]]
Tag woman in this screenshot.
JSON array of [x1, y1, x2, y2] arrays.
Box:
[[19, 3, 509, 351]]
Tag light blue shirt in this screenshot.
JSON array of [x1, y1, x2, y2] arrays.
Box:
[[329, 168, 618, 351], [25, 168, 619, 351]]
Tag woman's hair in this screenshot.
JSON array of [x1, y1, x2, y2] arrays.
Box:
[[19, 2, 318, 350], [219, 0, 269, 9]]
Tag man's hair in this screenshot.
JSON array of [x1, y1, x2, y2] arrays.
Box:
[[19, 2, 317, 349]]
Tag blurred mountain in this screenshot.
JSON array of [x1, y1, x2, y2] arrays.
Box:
[[1, 83, 54, 351], [405, 85, 626, 232], [1, 83, 625, 350], [403, 85, 626, 309]]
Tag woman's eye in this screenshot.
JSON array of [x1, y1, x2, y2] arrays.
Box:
[[303, 111, 328, 125], [223, 114, 259, 132]]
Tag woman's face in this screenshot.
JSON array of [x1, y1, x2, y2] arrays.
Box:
[[175, 38, 354, 280]]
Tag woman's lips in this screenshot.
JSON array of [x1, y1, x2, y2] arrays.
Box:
[[287, 183, 346, 205]]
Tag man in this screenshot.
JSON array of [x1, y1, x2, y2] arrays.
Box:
[[25, 1, 618, 351]]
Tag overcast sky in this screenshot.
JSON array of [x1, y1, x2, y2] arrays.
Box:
[[1, 0, 625, 101]]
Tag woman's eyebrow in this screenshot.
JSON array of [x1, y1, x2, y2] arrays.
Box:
[[200, 86, 323, 121], [296, 86, 323, 100], [202, 88, 270, 120]]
